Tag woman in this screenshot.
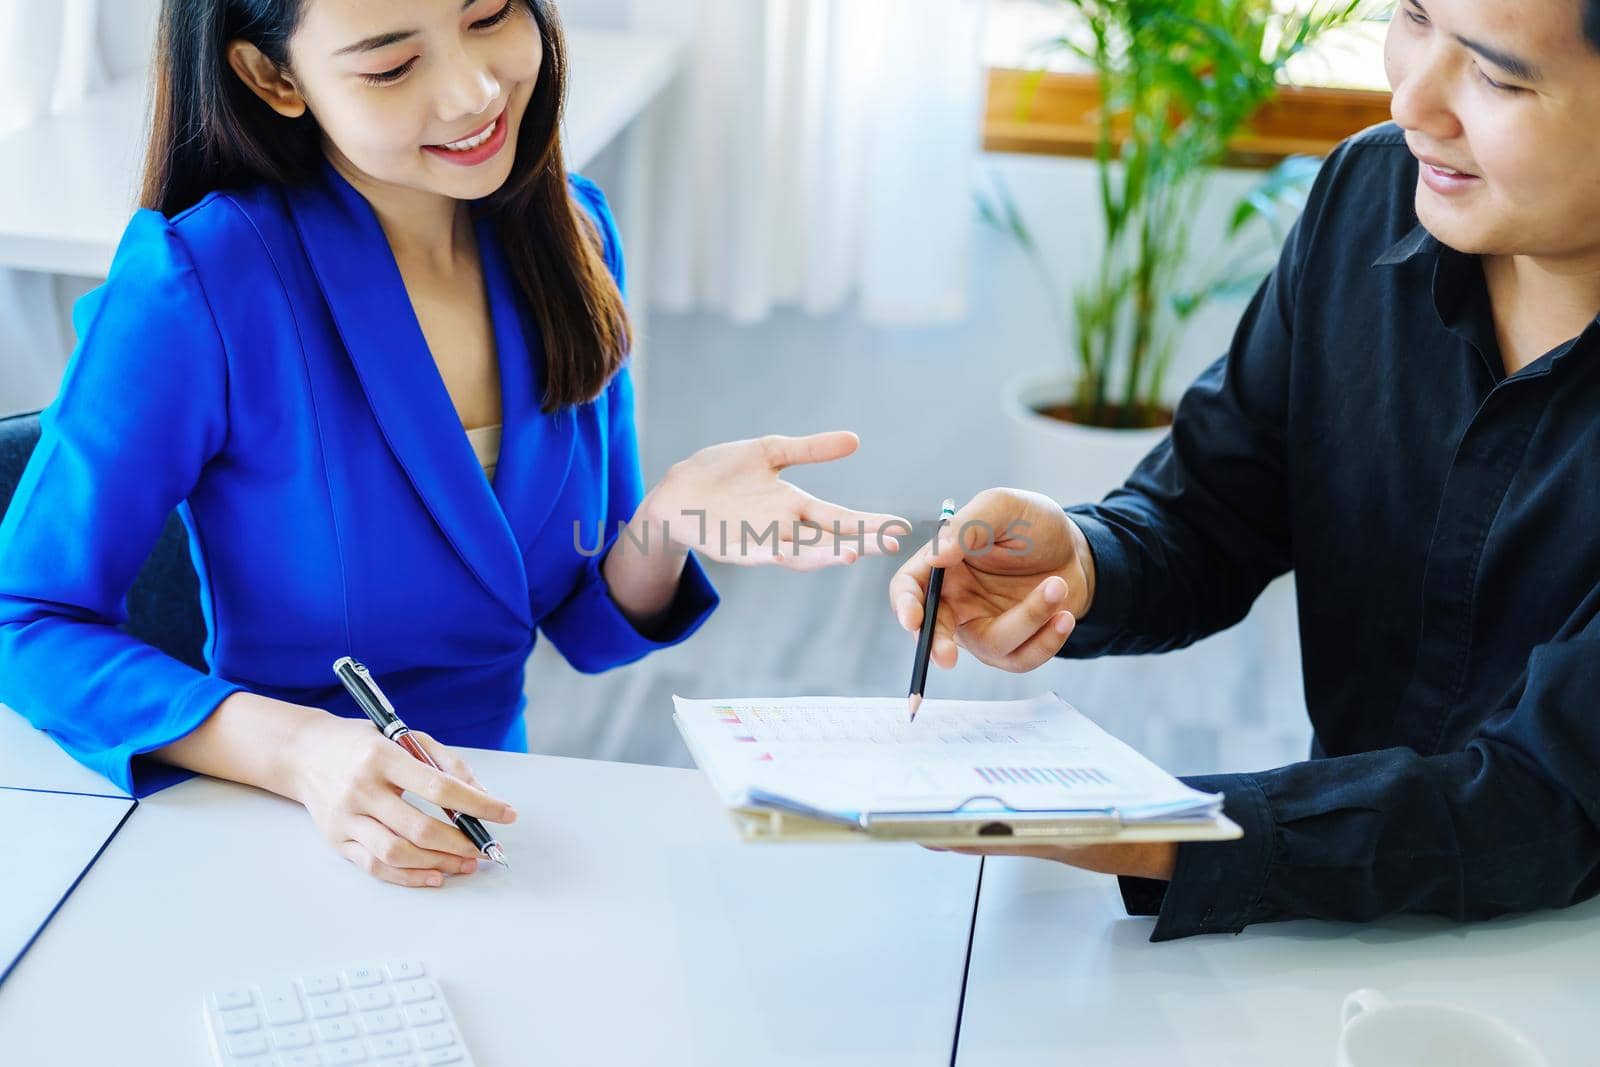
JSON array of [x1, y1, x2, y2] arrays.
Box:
[[0, 0, 902, 887]]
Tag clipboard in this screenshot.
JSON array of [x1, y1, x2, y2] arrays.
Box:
[[674, 695, 1244, 847]]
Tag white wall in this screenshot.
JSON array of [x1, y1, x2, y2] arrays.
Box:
[[98, 0, 158, 82], [630, 151, 1266, 520]]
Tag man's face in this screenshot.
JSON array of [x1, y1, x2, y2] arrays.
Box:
[[1385, 0, 1600, 266]]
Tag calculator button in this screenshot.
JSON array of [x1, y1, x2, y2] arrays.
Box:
[[413, 1025, 455, 1051], [213, 988, 255, 1011], [393, 980, 435, 1004], [257, 982, 304, 1025], [316, 1018, 359, 1042], [219, 1008, 260, 1034], [353, 987, 392, 1011], [378, 1057, 421, 1067], [385, 961, 426, 981], [300, 974, 341, 997], [360, 1009, 402, 1035], [367, 1033, 412, 1057], [270, 1023, 313, 1050], [308, 994, 349, 1019], [421, 1049, 463, 1065], [277, 1051, 320, 1067], [400, 1003, 445, 1028], [322, 1039, 369, 1065], [343, 965, 383, 988], [223, 1032, 270, 1057]]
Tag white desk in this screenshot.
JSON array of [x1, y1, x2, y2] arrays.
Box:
[[0, 28, 685, 278], [0, 787, 136, 984], [954, 856, 1595, 1067], [0, 749, 980, 1066]]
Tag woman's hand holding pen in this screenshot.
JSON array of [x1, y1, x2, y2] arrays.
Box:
[[287, 712, 517, 889], [888, 489, 1095, 673]]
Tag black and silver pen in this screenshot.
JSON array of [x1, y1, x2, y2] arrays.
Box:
[[908, 498, 957, 723], [333, 656, 509, 869]]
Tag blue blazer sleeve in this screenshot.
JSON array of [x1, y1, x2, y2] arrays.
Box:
[[0, 210, 245, 794], [537, 177, 719, 673]]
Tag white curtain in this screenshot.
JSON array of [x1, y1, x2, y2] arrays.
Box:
[[0, 0, 104, 416], [639, 0, 989, 327]]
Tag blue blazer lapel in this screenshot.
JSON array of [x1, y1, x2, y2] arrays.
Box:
[[285, 163, 532, 630], [474, 216, 576, 557]]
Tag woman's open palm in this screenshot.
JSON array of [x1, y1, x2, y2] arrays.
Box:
[[651, 431, 908, 571]]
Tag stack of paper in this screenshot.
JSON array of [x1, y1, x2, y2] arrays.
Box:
[[673, 694, 1239, 845]]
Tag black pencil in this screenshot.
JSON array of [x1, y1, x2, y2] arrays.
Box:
[[908, 499, 957, 723]]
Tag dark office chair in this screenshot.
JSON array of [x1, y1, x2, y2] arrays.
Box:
[[0, 409, 209, 671]]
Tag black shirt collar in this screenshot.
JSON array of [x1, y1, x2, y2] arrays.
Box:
[[1371, 223, 1503, 377], [1371, 223, 1600, 379], [1372, 223, 1443, 268]]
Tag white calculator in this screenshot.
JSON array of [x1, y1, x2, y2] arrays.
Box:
[[203, 959, 475, 1066]]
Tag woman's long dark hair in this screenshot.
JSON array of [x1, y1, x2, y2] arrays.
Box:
[[140, 0, 630, 412]]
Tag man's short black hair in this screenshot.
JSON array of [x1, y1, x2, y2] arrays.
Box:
[[1589, 0, 1600, 51]]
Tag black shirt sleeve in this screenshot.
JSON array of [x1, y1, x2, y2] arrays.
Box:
[[1116, 631, 1600, 940]]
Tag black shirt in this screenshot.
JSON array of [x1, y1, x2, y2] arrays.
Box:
[[1060, 123, 1600, 941]]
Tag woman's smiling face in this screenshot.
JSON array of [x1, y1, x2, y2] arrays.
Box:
[[280, 0, 542, 202]]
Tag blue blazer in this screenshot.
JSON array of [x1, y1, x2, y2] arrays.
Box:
[[0, 163, 718, 795]]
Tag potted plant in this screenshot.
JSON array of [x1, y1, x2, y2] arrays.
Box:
[[992, 0, 1369, 508]]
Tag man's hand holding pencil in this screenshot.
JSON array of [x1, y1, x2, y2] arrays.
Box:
[[889, 489, 1095, 681]]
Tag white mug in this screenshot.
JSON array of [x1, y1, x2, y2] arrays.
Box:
[[1337, 988, 1549, 1067]]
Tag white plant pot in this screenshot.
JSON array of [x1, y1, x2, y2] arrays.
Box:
[[1003, 376, 1170, 510]]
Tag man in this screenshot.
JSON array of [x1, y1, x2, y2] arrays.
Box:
[[889, 0, 1600, 940]]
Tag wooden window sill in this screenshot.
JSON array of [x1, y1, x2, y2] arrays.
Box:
[[983, 68, 1394, 168]]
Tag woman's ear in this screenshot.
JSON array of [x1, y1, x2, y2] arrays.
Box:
[[226, 40, 308, 119]]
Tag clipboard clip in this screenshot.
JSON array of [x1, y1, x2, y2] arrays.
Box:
[[860, 803, 1127, 841]]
